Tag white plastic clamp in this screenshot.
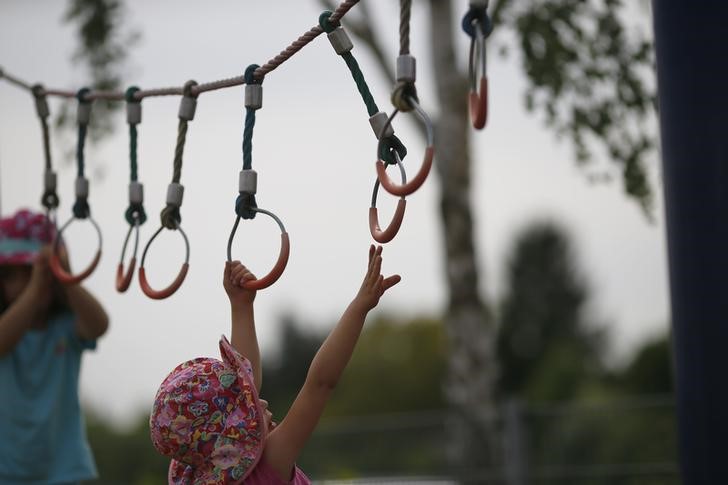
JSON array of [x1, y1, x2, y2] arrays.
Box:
[[178, 96, 197, 121], [245, 84, 263, 110], [44, 171, 57, 191], [166, 183, 185, 207], [239, 169, 258, 194], [75, 177, 89, 198], [129, 181, 144, 204], [396, 55, 417, 83], [77, 102, 92, 125], [369, 112, 394, 139], [127, 102, 142, 125], [328, 27, 354, 55]]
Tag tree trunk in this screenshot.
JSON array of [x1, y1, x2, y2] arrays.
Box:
[[428, 0, 498, 481]]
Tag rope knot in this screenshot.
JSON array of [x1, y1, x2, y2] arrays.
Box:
[[160, 205, 181, 230], [72, 198, 90, 219], [235, 193, 258, 220], [380, 134, 408, 165], [125, 203, 147, 226], [462, 6, 493, 39], [41, 191, 59, 211], [391, 81, 419, 112]]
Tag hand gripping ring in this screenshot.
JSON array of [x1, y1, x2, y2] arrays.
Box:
[[375, 98, 435, 197], [116, 215, 141, 293], [49, 216, 103, 285], [227, 207, 290, 291], [468, 19, 488, 129], [138, 223, 190, 300], [370, 152, 407, 243]]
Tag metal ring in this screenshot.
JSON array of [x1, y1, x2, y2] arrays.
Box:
[[49, 216, 103, 285], [227, 207, 290, 291], [138, 224, 190, 300], [468, 19, 488, 129], [116, 217, 140, 293], [369, 151, 407, 243], [375, 97, 435, 196]]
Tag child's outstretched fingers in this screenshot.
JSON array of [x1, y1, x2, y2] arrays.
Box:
[[382, 274, 401, 292]]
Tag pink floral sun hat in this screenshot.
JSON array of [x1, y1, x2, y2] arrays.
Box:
[[150, 335, 267, 484], [0, 209, 55, 265]]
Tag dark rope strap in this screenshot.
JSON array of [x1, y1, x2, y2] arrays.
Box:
[[32, 84, 59, 210], [73, 88, 91, 219], [161, 80, 197, 230], [318, 11, 407, 165], [125, 86, 147, 226], [237, 65, 261, 220]]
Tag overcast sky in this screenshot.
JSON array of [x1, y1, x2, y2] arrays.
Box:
[[0, 0, 669, 427]]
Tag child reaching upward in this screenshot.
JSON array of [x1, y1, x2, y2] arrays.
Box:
[[151, 245, 401, 483], [0, 209, 109, 483]]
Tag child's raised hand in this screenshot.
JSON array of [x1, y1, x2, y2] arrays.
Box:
[[355, 245, 401, 312], [224, 261, 257, 305]]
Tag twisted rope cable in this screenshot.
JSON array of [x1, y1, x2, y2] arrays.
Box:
[[0, 0, 361, 100], [400, 0, 412, 56]]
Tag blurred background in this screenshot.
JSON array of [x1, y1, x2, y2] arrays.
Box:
[[0, 0, 673, 483]]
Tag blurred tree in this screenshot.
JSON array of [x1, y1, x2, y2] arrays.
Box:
[[85, 414, 168, 484], [497, 220, 605, 401], [319, 1, 655, 480], [616, 333, 673, 395]]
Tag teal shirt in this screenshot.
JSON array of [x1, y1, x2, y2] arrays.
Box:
[[0, 312, 98, 484]]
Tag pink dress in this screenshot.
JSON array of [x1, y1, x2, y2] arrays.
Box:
[[244, 459, 310, 484]]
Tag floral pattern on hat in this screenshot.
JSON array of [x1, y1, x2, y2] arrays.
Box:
[[150, 336, 266, 484], [0, 209, 56, 265]]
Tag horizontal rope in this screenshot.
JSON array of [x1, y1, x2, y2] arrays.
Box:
[[0, 0, 360, 101]]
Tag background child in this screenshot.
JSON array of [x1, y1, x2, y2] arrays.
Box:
[[0, 209, 109, 484], [151, 244, 400, 483]]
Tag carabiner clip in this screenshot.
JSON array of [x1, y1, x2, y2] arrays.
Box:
[[49, 216, 103, 285], [227, 207, 290, 291], [369, 152, 407, 243], [116, 214, 140, 293], [138, 222, 190, 300], [375, 99, 435, 197], [468, 17, 488, 129]]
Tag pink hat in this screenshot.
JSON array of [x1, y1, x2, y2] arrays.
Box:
[[150, 336, 267, 484], [0, 209, 55, 265]]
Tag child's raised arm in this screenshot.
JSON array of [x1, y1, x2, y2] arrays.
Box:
[[263, 245, 400, 480], [224, 261, 262, 390]]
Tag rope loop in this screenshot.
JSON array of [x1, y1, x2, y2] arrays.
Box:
[[245, 64, 262, 86], [235, 193, 258, 220], [391, 81, 419, 112], [318, 10, 338, 33], [160, 205, 181, 230], [125, 85, 141, 103], [125, 203, 147, 226], [42, 191, 59, 211], [182, 80, 198, 98], [379, 134, 408, 165], [462, 4, 493, 39], [72, 198, 90, 219], [76, 87, 91, 105]]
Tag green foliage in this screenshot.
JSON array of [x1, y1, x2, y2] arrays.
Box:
[[60, 0, 138, 141], [497, 220, 605, 400], [85, 413, 168, 484], [491, 0, 657, 217]]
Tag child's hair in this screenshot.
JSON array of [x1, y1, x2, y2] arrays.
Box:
[[150, 335, 267, 483], [0, 209, 66, 314]]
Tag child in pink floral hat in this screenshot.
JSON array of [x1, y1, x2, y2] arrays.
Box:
[[151, 244, 401, 483], [0, 209, 109, 483]]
